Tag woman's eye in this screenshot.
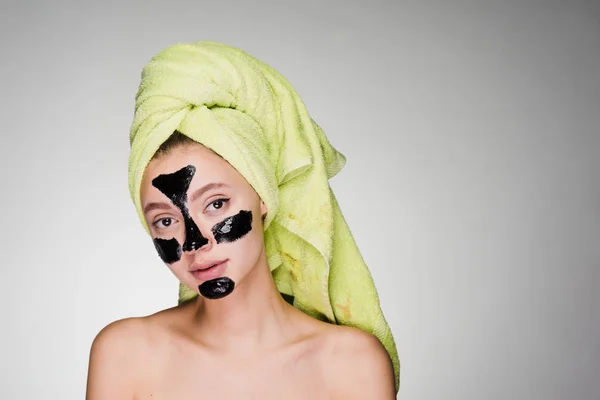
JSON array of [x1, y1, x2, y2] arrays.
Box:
[[206, 198, 229, 211], [153, 217, 175, 229]]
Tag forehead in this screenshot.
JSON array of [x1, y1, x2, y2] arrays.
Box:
[[141, 144, 243, 196]]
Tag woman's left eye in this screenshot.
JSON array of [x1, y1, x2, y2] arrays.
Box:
[[206, 198, 229, 211]]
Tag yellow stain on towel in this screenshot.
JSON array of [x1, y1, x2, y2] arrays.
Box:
[[287, 212, 304, 227], [336, 296, 353, 320], [281, 252, 301, 284], [318, 202, 333, 229]]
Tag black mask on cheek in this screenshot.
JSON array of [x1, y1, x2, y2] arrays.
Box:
[[151, 165, 209, 263], [153, 238, 182, 264], [212, 210, 253, 243]]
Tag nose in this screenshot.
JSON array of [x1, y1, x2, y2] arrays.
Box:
[[182, 226, 211, 252], [181, 215, 211, 252]]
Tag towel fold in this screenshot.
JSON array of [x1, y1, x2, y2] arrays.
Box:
[[128, 41, 399, 391]]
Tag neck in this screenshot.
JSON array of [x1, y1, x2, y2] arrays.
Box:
[[190, 249, 294, 355]]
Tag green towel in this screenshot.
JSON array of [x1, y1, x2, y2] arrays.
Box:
[[128, 41, 399, 391]]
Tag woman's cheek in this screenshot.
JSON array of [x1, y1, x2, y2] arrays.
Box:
[[153, 237, 183, 264]]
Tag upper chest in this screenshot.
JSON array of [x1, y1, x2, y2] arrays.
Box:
[[134, 338, 333, 400]]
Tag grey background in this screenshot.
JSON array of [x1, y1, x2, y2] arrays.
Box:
[[1, 0, 599, 399]]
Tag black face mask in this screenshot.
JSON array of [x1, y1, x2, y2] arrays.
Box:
[[149, 165, 256, 300]]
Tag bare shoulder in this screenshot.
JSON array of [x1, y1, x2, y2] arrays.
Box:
[[89, 316, 153, 358], [323, 325, 396, 399], [86, 306, 182, 399], [87, 315, 165, 399]]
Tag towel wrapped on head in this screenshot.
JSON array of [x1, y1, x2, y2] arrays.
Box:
[[128, 41, 399, 391]]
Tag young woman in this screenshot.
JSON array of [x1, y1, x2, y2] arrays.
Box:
[[86, 41, 399, 399]]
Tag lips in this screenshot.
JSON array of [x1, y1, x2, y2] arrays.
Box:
[[190, 260, 228, 281]]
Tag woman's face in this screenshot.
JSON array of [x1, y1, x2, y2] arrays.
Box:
[[140, 143, 267, 299]]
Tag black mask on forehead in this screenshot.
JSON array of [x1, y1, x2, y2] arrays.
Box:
[[151, 165, 208, 263]]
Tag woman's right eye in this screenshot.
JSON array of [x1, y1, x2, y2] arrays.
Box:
[[153, 217, 176, 229]]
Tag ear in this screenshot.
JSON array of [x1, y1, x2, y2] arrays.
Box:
[[260, 200, 268, 221]]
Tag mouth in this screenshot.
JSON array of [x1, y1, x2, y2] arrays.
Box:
[[190, 260, 228, 281]]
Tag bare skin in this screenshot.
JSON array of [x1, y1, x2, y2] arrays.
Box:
[[86, 143, 396, 399], [87, 292, 394, 398]]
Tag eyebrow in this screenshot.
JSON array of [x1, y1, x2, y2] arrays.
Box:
[[189, 182, 230, 203], [143, 202, 173, 215]]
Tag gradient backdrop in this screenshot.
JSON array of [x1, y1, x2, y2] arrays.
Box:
[[1, 1, 599, 399]]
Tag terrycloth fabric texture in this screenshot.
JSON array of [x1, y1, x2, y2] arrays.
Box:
[[129, 41, 399, 391]]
